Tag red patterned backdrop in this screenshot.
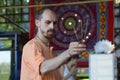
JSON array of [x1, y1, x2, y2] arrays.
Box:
[[30, 0, 114, 67]]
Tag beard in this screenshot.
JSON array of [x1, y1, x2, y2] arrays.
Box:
[[39, 26, 55, 39], [44, 29, 55, 39]]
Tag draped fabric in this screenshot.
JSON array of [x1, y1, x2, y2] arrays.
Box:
[[30, 0, 114, 66]]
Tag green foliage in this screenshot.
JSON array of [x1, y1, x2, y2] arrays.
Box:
[[0, 20, 24, 32], [0, 39, 12, 49], [0, 0, 30, 33], [0, 63, 10, 80]]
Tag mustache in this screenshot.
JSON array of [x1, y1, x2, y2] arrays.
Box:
[[47, 29, 55, 32]]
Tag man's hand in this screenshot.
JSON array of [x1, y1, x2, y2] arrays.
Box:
[[68, 42, 86, 57], [70, 65, 77, 77]]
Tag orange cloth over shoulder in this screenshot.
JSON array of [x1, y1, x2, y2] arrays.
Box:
[[20, 38, 62, 80]]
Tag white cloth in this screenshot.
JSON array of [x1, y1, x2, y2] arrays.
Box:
[[63, 64, 74, 80]]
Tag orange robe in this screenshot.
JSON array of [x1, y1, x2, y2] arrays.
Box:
[[20, 37, 62, 80]]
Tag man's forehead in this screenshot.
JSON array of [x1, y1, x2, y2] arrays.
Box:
[[43, 9, 56, 16], [42, 9, 57, 21]]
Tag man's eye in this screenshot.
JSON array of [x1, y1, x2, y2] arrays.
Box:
[[53, 21, 58, 25], [46, 21, 51, 24], [54, 22, 57, 25]]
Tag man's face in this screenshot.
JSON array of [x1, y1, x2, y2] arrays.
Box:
[[37, 9, 58, 39]]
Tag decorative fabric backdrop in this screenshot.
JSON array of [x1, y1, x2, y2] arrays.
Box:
[[30, 0, 114, 66]]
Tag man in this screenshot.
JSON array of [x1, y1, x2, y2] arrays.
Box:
[[20, 8, 86, 80]]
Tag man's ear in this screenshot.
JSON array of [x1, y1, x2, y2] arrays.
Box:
[[35, 19, 40, 32], [35, 19, 40, 27]]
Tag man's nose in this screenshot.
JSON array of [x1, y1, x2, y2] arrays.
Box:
[[49, 23, 55, 29]]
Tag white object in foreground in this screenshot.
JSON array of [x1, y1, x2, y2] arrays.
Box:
[[89, 54, 114, 80]]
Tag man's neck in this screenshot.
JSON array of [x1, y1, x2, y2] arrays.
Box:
[[36, 34, 50, 47]]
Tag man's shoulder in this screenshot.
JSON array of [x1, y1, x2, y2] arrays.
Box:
[[23, 38, 42, 49], [23, 38, 36, 48]]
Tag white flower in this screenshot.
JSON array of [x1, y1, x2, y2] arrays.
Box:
[[94, 40, 114, 54]]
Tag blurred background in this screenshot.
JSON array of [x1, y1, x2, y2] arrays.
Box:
[[0, 0, 120, 80]]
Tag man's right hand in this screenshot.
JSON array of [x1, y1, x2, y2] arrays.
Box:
[[68, 42, 86, 57]]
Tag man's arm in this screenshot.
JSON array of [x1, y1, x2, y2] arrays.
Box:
[[40, 42, 86, 74], [40, 50, 70, 74], [62, 66, 76, 80], [60, 58, 77, 80]]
